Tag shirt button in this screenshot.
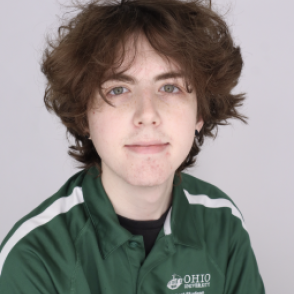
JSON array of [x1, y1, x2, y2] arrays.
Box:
[[129, 241, 139, 248]]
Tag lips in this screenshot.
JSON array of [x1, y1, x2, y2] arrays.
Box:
[[125, 141, 168, 147], [125, 143, 169, 154]]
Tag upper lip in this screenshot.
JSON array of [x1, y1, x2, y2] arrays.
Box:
[[126, 141, 168, 147]]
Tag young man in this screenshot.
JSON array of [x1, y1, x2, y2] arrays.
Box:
[[0, 0, 265, 293]]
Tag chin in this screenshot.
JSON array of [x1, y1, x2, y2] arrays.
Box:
[[122, 165, 174, 187]]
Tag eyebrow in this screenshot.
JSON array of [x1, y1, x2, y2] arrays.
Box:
[[103, 71, 185, 84]]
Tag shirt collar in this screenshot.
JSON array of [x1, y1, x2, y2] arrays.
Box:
[[82, 167, 202, 259]]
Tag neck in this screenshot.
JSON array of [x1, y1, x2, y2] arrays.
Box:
[[101, 169, 174, 221]]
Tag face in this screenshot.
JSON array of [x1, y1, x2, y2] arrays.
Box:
[[87, 35, 203, 188]]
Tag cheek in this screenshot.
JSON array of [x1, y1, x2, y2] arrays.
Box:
[[172, 110, 196, 148], [173, 104, 196, 130], [88, 112, 121, 147]]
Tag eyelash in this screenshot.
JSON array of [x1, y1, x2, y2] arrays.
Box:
[[106, 84, 182, 96]]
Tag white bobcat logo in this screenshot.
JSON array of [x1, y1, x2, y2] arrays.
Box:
[[167, 273, 211, 290], [167, 274, 183, 290]]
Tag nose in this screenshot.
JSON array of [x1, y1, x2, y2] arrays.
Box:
[[133, 88, 161, 127]]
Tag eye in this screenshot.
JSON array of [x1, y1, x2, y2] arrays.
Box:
[[161, 84, 180, 93], [108, 87, 128, 95]]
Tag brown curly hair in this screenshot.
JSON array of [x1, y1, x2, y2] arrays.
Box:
[[41, 0, 247, 180]]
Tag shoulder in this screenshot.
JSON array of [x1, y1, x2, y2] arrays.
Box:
[[180, 173, 256, 279], [181, 171, 236, 202], [0, 169, 88, 277], [181, 172, 245, 228]]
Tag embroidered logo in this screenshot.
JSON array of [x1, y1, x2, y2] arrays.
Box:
[[167, 274, 183, 290], [167, 274, 211, 290]]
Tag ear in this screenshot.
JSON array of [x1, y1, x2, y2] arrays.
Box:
[[85, 128, 91, 139], [195, 117, 204, 133]]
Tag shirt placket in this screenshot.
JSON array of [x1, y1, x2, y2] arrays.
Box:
[[124, 234, 146, 294]]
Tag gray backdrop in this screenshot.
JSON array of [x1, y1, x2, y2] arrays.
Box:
[[1, 0, 293, 293]]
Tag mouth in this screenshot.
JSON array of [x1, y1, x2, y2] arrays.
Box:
[[125, 140, 168, 147], [125, 143, 169, 154]]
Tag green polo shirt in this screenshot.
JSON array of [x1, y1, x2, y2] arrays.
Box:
[[0, 167, 265, 294]]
